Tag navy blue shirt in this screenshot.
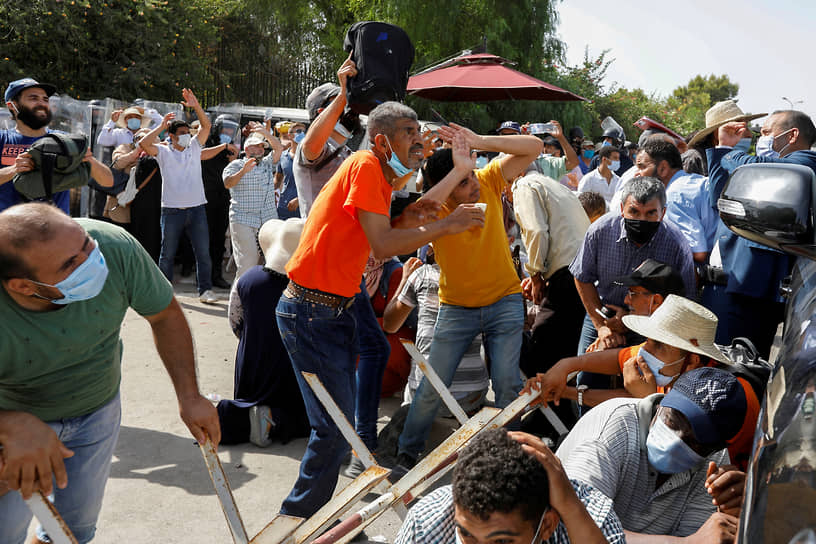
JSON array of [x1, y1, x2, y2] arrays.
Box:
[[275, 151, 300, 220], [707, 147, 816, 300], [569, 213, 696, 307], [0, 129, 70, 213]]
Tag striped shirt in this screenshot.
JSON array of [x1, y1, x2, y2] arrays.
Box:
[[398, 264, 489, 399], [395, 482, 625, 544], [569, 212, 695, 306], [556, 396, 728, 537], [223, 154, 279, 228]]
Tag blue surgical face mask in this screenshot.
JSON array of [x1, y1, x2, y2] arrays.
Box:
[[609, 160, 620, 171], [176, 133, 192, 148], [638, 346, 685, 387], [601, 140, 612, 148], [646, 415, 704, 474], [293, 130, 305, 144], [126, 117, 141, 131], [384, 135, 414, 177], [334, 121, 352, 140], [756, 128, 793, 159], [29, 243, 109, 304], [583, 149, 595, 159], [475, 156, 488, 169], [219, 133, 232, 145]]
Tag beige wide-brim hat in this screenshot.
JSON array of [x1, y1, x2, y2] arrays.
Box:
[[116, 106, 151, 129], [621, 294, 731, 365], [244, 132, 266, 149], [687, 100, 766, 147], [258, 218, 305, 275]]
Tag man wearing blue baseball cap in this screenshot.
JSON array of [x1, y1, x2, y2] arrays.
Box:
[[498, 120, 521, 135], [0, 78, 112, 213], [557, 367, 748, 542]]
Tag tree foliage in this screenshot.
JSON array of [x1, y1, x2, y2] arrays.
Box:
[[1, 0, 233, 101], [1, 1, 740, 141]]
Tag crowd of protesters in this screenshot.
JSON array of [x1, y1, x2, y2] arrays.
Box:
[[1, 58, 815, 544]]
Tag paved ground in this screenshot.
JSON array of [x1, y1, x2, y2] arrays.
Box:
[[27, 276, 459, 543]]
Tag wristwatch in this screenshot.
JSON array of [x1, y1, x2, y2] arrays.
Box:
[[577, 384, 589, 407]]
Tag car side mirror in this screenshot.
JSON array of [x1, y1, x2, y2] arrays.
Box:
[[718, 163, 816, 260]]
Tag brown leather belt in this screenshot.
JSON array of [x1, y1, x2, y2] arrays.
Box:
[[284, 281, 355, 311]]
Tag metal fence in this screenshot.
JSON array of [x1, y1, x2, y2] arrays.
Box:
[[202, 39, 335, 110]]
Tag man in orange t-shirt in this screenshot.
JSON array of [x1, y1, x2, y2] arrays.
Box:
[[396, 122, 543, 469], [275, 102, 484, 519]]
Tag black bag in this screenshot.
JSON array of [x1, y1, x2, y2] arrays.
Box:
[[719, 337, 773, 399], [12, 133, 91, 201], [343, 21, 415, 115]]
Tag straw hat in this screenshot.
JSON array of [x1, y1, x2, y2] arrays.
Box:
[[621, 294, 730, 364], [116, 106, 151, 129], [687, 100, 766, 147], [258, 218, 305, 274]]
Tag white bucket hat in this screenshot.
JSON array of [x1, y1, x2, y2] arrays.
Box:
[[687, 100, 766, 147], [258, 218, 305, 275], [622, 294, 730, 365]]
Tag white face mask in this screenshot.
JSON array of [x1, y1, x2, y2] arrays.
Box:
[[609, 160, 620, 171], [176, 133, 192, 148]]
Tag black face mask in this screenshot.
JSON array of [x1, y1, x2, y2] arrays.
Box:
[[624, 218, 660, 245]]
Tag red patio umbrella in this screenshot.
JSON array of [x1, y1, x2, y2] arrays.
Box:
[[407, 53, 586, 102]]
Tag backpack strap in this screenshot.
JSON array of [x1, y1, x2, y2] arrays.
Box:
[[39, 149, 57, 203], [313, 144, 346, 173], [137, 167, 158, 192], [636, 393, 664, 451]]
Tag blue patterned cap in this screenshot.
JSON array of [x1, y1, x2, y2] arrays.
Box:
[[661, 367, 746, 445]]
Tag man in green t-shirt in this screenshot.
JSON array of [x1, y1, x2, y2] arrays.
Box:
[[0, 202, 220, 544]]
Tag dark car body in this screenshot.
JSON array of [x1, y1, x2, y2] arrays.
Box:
[[719, 163, 816, 543]]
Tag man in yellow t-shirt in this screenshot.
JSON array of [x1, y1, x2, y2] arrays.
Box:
[[396, 123, 542, 468]]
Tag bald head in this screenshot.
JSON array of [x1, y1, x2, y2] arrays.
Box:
[[0, 203, 74, 280], [769, 110, 816, 149]]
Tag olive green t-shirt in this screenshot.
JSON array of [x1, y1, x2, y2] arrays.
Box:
[[0, 219, 174, 421]]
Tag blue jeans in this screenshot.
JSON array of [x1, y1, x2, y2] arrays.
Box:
[[0, 394, 121, 544], [159, 205, 212, 294], [398, 293, 524, 460], [276, 293, 357, 518], [354, 278, 390, 451], [576, 313, 598, 356]]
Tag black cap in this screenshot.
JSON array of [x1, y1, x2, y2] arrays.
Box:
[[614, 259, 685, 297]]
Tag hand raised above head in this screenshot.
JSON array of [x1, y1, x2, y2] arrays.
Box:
[[451, 133, 476, 174], [180, 88, 200, 110], [337, 52, 358, 91], [437, 122, 481, 149], [717, 122, 750, 148]]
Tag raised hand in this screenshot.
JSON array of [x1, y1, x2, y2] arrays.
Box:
[[337, 53, 358, 93], [181, 88, 201, 110]]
